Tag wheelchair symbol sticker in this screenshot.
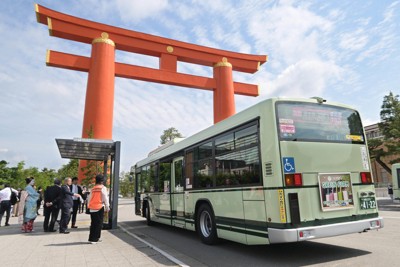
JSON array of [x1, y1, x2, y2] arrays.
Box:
[[283, 157, 295, 173]]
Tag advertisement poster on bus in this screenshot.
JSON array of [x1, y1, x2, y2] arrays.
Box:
[[318, 173, 354, 211]]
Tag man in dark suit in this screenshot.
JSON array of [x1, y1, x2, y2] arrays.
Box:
[[69, 177, 82, 228], [59, 177, 80, 234], [43, 178, 62, 232]]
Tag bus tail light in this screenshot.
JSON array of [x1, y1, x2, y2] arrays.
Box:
[[360, 172, 372, 184], [285, 173, 303, 186]]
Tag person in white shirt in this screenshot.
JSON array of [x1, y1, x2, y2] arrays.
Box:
[[0, 183, 19, 226], [69, 177, 83, 228]]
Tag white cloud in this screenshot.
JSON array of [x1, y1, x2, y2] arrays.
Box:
[[382, 1, 400, 23], [356, 2, 399, 63], [339, 29, 369, 51], [191, 25, 221, 49], [248, 1, 333, 66], [115, 0, 169, 23], [174, 3, 199, 21], [269, 60, 343, 98]]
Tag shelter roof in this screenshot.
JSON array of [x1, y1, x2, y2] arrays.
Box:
[[55, 138, 116, 161]]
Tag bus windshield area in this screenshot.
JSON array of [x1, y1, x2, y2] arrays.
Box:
[[276, 102, 365, 144]]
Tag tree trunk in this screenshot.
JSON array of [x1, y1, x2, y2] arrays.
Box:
[[375, 156, 392, 175]]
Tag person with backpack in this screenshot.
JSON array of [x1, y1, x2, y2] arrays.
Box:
[[0, 183, 19, 226]]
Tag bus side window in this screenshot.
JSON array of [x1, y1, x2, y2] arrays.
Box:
[[159, 162, 171, 192], [185, 150, 194, 189], [174, 160, 183, 192], [215, 125, 261, 186]]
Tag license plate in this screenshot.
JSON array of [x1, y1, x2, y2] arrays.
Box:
[[360, 197, 376, 209]]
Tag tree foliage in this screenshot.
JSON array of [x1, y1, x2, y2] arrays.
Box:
[[379, 92, 400, 139], [81, 160, 104, 187], [368, 92, 400, 174], [57, 159, 79, 178], [119, 171, 135, 197], [160, 127, 183, 144], [0, 161, 57, 190], [79, 125, 107, 186]]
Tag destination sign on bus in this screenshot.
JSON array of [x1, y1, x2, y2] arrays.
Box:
[[276, 102, 365, 144]]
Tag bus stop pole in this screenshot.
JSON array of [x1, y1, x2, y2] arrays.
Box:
[[103, 157, 108, 185], [111, 141, 121, 229]]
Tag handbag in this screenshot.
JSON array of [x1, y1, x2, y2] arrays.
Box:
[[10, 188, 19, 205]]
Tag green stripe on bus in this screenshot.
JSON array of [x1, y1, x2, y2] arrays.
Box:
[[217, 225, 268, 238]]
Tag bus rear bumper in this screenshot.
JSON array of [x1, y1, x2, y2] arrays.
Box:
[[268, 217, 384, 244]]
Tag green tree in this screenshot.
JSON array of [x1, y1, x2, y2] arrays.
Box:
[[36, 167, 58, 190], [368, 92, 400, 174], [58, 159, 79, 178], [160, 127, 183, 144], [9, 161, 27, 189], [119, 171, 135, 197], [79, 125, 105, 186], [0, 161, 57, 191], [80, 160, 104, 187], [379, 92, 400, 139], [0, 160, 11, 185]]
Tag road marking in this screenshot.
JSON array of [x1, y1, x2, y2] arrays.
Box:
[[119, 223, 189, 267]]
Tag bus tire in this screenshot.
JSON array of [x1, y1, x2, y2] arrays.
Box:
[[145, 201, 153, 226], [196, 204, 218, 245]]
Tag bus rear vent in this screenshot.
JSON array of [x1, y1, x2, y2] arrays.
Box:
[[265, 162, 273, 176]]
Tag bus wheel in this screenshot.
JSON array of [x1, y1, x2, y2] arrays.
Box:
[[196, 204, 218, 245], [145, 202, 153, 226]]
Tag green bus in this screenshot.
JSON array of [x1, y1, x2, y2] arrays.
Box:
[[392, 163, 400, 203], [133, 97, 383, 245]]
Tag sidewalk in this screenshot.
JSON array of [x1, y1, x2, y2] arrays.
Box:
[[0, 199, 177, 267]]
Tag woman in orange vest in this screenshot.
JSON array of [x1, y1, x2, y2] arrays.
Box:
[[87, 174, 110, 244]]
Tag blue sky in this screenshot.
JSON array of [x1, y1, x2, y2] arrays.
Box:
[[0, 0, 399, 173]]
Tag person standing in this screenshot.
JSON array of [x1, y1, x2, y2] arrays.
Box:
[[12, 189, 22, 217], [59, 177, 80, 234], [69, 177, 82, 228], [43, 179, 62, 232], [80, 186, 89, 214], [87, 174, 110, 244], [36, 186, 43, 215], [0, 183, 19, 226], [18, 178, 40, 232]]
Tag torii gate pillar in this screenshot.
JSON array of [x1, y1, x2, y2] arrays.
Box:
[[213, 58, 235, 123], [82, 33, 115, 140], [78, 33, 116, 179]]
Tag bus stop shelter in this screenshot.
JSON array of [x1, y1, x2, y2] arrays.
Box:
[[55, 138, 121, 229]]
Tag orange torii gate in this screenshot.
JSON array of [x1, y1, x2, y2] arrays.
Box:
[[35, 4, 267, 180]]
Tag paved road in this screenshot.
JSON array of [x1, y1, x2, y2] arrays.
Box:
[[118, 198, 400, 267]]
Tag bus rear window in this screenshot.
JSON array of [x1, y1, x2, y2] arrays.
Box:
[[276, 102, 365, 144]]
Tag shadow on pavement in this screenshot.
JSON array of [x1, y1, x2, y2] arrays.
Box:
[[108, 227, 177, 266], [118, 219, 371, 267], [220, 239, 370, 267], [45, 241, 89, 246]]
